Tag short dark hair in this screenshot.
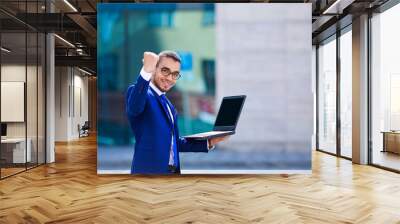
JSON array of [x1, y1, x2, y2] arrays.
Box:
[[156, 50, 181, 67]]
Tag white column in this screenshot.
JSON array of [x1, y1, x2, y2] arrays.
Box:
[[46, 1, 55, 163], [352, 14, 369, 164], [46, 33, 55, 163]]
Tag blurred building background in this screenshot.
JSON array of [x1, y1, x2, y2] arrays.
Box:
[[97, 3, 312, 173]]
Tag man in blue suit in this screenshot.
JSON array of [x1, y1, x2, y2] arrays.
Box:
[[126, 51, 227, 174]]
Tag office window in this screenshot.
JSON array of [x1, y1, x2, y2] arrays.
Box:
[[27, 30, 38, 170], [317, 36, 337, 154], [1, 30, 28, 178], [371, 3, 400, 171], [0, 1, 46, 179], [340, 28, 352, 158]]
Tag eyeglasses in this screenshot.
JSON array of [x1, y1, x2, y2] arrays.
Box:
[[160, 67, 181, 80]]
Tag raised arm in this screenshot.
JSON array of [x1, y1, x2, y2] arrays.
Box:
[[126, 52, 159, 117]]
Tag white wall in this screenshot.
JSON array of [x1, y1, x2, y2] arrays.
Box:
[[55, 67, 89, 141], [1, 65, 40, 137], [1, 65, 26, 81], [1, 64, 46, 163], [1, 65, 25, 126], [72, 72, 89, 138]]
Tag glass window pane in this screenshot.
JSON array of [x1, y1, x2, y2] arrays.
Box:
[[27, 31, 38, 169], [371, 4, 400, 171], [1, 0, 46, 179], [318, 36, 337, 154], [340, 29, 352, 158], [38, 32, 45, 165], [26, 0, 39, 169], [1, 30, 28, 177]]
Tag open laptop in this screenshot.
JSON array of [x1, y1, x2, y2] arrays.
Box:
[[184, 95, 246, 140]]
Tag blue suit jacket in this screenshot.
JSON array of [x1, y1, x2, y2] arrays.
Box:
[[126, 75, 208, 174]]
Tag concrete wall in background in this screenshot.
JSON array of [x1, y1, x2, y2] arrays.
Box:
[[216, 3, 313, 152]]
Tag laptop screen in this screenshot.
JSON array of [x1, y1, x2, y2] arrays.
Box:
[[214, 96, 245, 129]]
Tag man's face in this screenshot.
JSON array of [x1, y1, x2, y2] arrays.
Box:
[[152, 56, 181, 92]]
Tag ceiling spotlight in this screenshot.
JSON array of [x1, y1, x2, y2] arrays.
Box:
[[54, 34, 75, 48], [63, 0, 78, 12], [78, 67, 93, 76], [1, 47, 11, 53], [322, 0, 354, 15]]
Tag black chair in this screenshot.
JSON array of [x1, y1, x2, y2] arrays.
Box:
[[79, 121, 90, 138]]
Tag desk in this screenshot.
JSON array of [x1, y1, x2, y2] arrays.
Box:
[[1, 138, 31, 163], [381, 131, 400, 154]]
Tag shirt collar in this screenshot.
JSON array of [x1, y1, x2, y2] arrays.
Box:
[[149, 81, 165, 96]]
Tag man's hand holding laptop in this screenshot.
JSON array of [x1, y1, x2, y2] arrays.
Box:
[[208, 136, 230, 149]]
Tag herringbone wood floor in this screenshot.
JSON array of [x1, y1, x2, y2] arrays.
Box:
[[1, 135, 400, 224]]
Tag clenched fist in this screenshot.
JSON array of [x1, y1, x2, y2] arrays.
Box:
[[143, 52, 159, 73]]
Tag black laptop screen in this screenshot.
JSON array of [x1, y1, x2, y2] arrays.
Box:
[[214, 97, 244, 128]]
